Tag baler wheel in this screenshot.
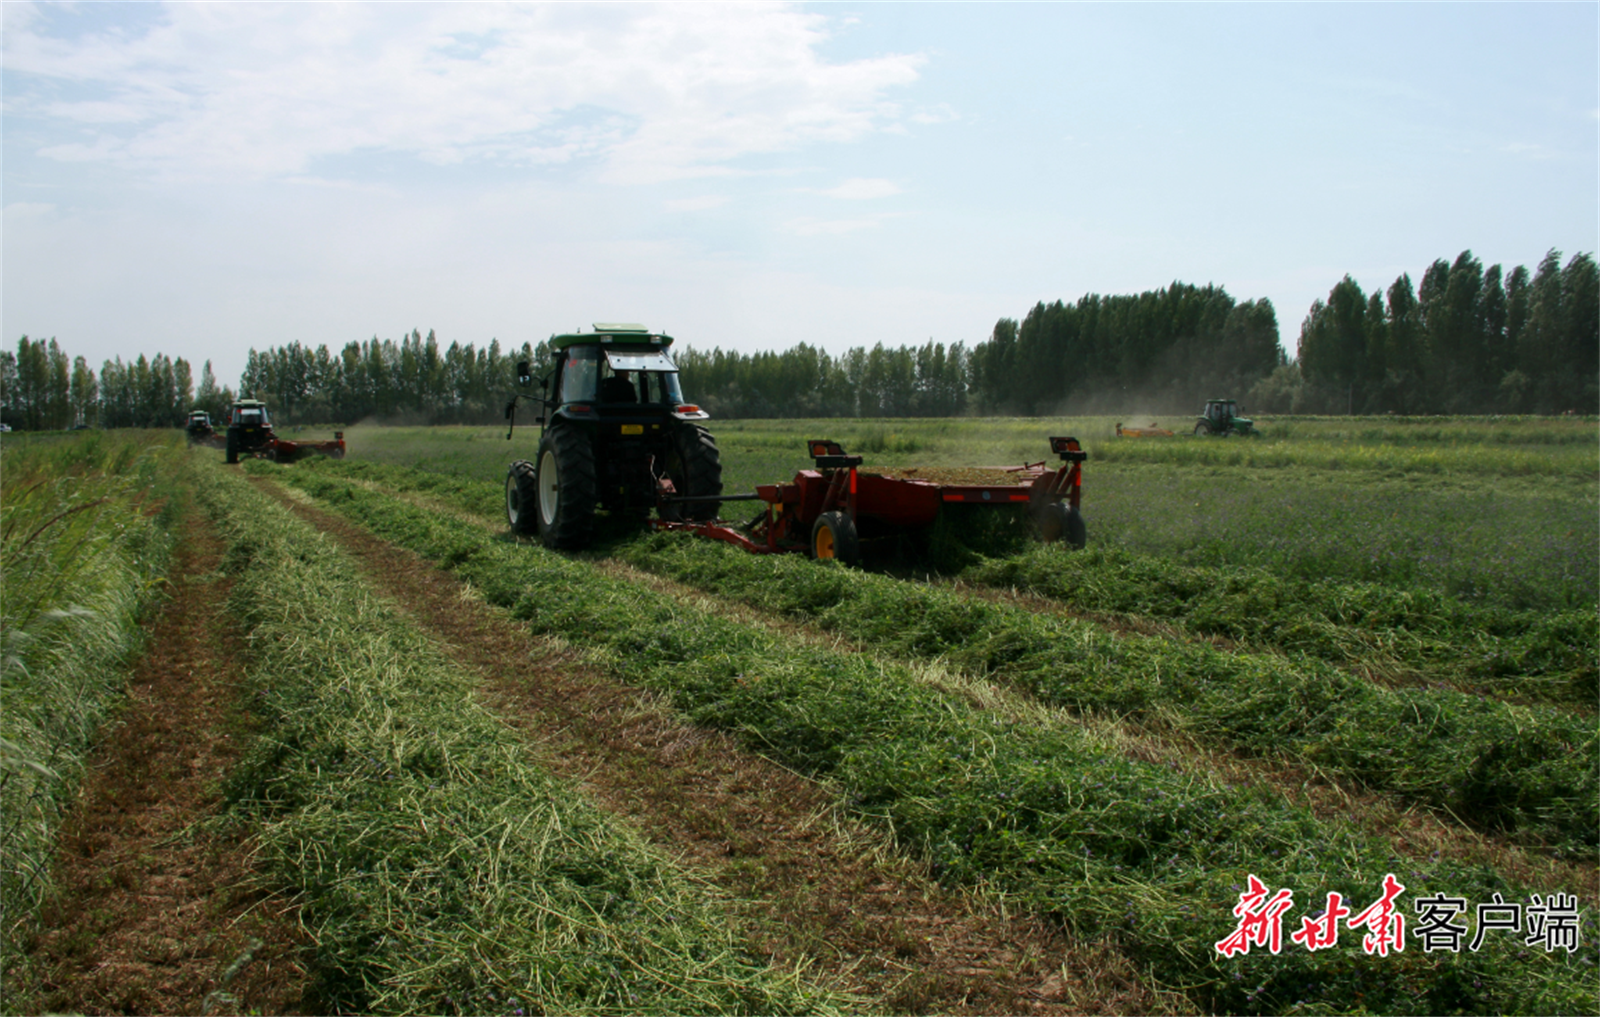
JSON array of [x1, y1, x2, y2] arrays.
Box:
[[1040, 502, 1087, 550], [811, 511, 860, 565]]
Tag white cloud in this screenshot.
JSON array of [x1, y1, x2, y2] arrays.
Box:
[[665, 195, 731, 212], [3, 2, 925, 185], [3, 201, 58, 221], [1500, 141, 1558, 160], [785, 215, 888, 236], [909, 103, 959, 125], [817, 177, 901, 200]]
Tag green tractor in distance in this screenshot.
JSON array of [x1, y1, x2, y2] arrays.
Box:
[[1193, 399, 1258, 437], [504, 324, 722, 549]]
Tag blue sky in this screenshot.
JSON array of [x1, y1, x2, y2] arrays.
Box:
[[4, 2, 1596, 389]]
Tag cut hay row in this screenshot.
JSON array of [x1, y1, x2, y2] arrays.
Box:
[[0, 431, 184, 981], [961, 546, 1597, 706], [287, 456, 1595, 700], [276, 457, 1596, 857], [607, 532, 1598, 858], [196, 463, 839, 1015], [258, 460, 1599, 1016]]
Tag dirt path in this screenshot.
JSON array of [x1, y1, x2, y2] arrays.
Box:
[[260, 480, 1182, 1015], [22, 503, 309, 1016]]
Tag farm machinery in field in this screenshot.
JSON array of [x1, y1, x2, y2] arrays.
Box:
[[186, 410, 226, 449], [222, 399, 346, 463], [1193, 399, 1258, 437], [1116, 421, 1175, 437], [653, 436, 1088, 565], [502, 324, 1087, 564]]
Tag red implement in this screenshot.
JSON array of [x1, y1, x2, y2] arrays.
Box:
[[650, 436, 1086, 562]]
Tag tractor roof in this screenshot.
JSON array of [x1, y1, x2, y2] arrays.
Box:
[[233, 399, 268, 409], [549, 323, 674, 352]]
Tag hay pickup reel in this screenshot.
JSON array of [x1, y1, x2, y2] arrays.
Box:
[[652, 436, 1088, 565]]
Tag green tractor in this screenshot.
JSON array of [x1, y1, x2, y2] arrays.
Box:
[[504, 324, 722, 549], [1193, 399, 1258, 437]]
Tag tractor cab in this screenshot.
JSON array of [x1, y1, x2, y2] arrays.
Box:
[[231, 400, 272, 429], [504, 323, 723, 549], [525, 325, 706, 425]]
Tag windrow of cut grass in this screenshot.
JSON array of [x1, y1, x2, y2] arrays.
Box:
[[962, 546, 1597, 706], [197, 464, 838, 1016], [285, 456, 1599, 855], [608, 532, 1597, 858], [0, 431, 182, 982], [260, 460, 1599, 1017]]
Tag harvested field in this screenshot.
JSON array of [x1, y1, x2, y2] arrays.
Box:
[[5, 416, 1596, 1016]]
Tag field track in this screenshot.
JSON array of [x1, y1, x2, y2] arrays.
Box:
[[21, 501, 307, 1015], [255, 477, 1170, 1014]]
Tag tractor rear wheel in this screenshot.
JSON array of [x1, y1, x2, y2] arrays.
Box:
[[1192, 422, 1209, 436], [1040, 502, 1087, 549], [505, 459, 539, 535], [661, 423, 723, 522], [225, 429, 240, 464], [535, 427, 597, 549], [811, 511, 860, 565]]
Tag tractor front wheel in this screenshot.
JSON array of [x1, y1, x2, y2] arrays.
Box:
[[505, 459, 539, 535], [811, 511, 860, 565], [535, 428, 597, 549], [1040, 502, 1087, 549]]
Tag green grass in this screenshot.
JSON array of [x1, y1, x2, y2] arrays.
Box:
[[334, 415, 1598, 610], [259, 459, 1600, 1017], [198, 463, 840, 1016], [961, 545, 1597, 705], [277, 455, 1600, 852], [0, 430, 183, 987], [604, 531, 1597, 857]]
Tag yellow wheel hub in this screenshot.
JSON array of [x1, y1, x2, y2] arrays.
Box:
[[814, 525, 836, 559]]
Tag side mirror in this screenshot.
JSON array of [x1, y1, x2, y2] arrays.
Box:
[[516, 361, 532, 386]]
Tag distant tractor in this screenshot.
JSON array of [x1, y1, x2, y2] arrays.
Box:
[[1193, 399, 1257, 437], [186, 410, 222, 447], [504, 324, 722, 550], [223, 399, 345, 463]]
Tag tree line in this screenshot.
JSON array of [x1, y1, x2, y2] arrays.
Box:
[[3, 247, 1593, 430], [0, 338, 212, 431], [1293, 249, 1598, 415]]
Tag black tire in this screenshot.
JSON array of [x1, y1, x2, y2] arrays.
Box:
[[1040, 502, 1087, 549], [1193, 422, 1209, 436], [505, 459, 539, 535], [811, 510, 860, 565], [225, 429, 239, 464], [534, 427, 598, 549], [661, 423, 722, 522]]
